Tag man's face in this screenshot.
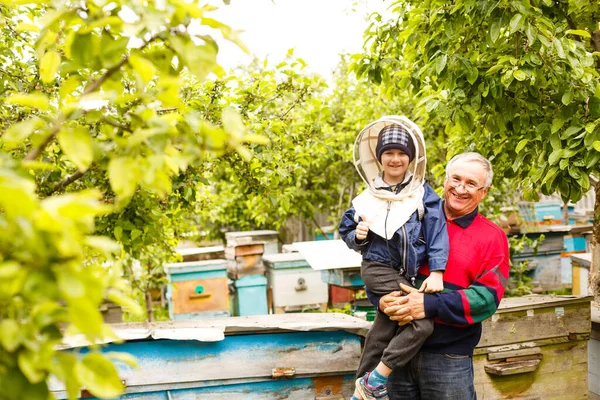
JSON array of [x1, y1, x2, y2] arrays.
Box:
[[443, 159, 489, 219], [380, 149, 410, 183]]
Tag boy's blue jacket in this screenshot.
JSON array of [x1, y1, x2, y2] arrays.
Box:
[[339, 182, 448, 279]]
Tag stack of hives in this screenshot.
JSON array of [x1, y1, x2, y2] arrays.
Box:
[[225, 230, 279, 316]]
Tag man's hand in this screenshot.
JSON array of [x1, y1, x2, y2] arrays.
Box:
[[356, 215, 370, 241], [382, 283, 426, 325]]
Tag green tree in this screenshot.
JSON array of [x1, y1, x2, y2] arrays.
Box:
[[0, 0, 252, 398], [188, 54, 409, 241], [354, 0, 600, 299]]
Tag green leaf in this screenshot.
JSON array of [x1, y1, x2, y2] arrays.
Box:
[[222, 106, 245, 137], [57, 127, 94, 171], [0, 261, 21, 279], [513, 70, 527, 81], [129, 53, 156, 84], [39, 50, 61, 83], [85, 236, 120, 255], [589, 96, 600, 119], [486, 64, 504, 75], [554, 38, 565, 58], [593, 141, 600, 152], [500, 70, 514, 87], [559, 159, 569, 170], [242, 133, 269, 145], [550, 133, 562, 150], [561, 91, 573, 105], [58, 271, 86, 299], [541, 166, 559, 185], [515, 139, 528, 153], [490, 19, 501, 43], [509, 14, 523, 34], [108, 157, 138, 199], [586, 121, 598, 134], [586, 151, 600, 168], [466, 66, 478, 85], [18, 350, 45, 383], [68, 298, 103, 336], [566, 29, 591, 38], [578, 173, 590, 190], [2, 117, 45, 149], [16, 22, 40, 32], [548, 149, 563, 165], [525, 23, 536, 45], [74, 353, 124, 398], [6, 93, 50, 110], [561, 125, 582, 139], [0, 319, 21, 352], [551, 118, 565, 133], [435, 54, 447, 74]]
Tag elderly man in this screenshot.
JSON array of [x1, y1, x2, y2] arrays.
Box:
[[366, 152, 510, 399]]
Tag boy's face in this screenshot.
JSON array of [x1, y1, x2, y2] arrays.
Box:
[[380, 149, 410, 183]]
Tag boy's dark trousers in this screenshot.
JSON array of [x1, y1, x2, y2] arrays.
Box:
[[356, 260, 434, 378]]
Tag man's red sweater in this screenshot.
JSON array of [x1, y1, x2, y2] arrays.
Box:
[[419, 207, 510, 355]]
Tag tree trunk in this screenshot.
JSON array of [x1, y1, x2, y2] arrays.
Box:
[[145, 289, 155, 322], [592, 179, 600, 302]]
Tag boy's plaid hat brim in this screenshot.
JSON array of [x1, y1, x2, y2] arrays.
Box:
[[375, 124, 415, 162]]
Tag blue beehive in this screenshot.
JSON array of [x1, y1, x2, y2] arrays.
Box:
[[234, 274, 268, 316], [533, 201, 562, 223], [165, 260, 231, 320]]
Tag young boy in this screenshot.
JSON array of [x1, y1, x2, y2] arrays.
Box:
[[339, 117, 449, 400]]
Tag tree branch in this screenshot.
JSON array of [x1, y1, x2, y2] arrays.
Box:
[[24, 34, 163, 161], [24, 119, 62, 161], [102, 116, 132, 132], [50, 169, 87, 194], [310, 214, 330, 240], [83, 34, 160, 95]]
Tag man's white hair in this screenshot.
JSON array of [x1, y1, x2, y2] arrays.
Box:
[[445, 152, 493, 187]]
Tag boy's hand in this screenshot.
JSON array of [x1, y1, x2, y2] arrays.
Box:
[[356, 215, 370, 241], [418, 270, 444, 293]]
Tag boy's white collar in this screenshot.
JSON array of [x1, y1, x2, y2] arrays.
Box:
[[373, 171, 413, 189]]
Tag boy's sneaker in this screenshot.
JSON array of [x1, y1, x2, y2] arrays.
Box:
[[355, 372, 389, 400]]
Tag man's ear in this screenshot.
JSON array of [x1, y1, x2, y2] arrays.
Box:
[[481, 186, 490, 199]]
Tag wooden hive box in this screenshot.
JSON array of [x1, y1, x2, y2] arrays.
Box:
[[225, 230, 279, 254], [49, 314, 371, 399], [263, 253, 329, 313], [571, 253, 592, 296], [165, 260, 231, 320], [474, 295, 593, 399]]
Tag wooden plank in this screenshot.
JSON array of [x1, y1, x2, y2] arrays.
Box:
[[53, 374, 355, 399], [177, 246, 225, 262], [225, 230, 279, 247], [225, 244, 265, 258], [505, 354, 543, 363], [63, 330, 361, 389], [496, 295, 593, 313], [487, 347, 542, 361], [479, 299, 591, 347], [484, 359, 541, 376]]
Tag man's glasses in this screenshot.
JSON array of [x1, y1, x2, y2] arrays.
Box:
[[447, 177, 486, 194]]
